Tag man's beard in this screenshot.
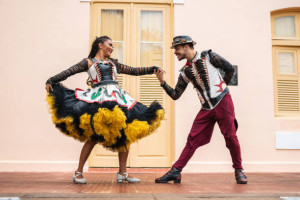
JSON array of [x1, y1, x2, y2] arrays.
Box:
[[178, 55, 185, 61], [177, 52, 186, 61]]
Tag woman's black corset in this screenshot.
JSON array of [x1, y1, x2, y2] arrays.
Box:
[[97, 63, 113, 81]]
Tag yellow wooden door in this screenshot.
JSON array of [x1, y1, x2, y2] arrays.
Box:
[[88, 2, 174, 167], [129, 4, 173, 167]]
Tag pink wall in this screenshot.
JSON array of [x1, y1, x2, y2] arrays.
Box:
[[0, 0, 90, 171], [173, 0, 300, 172]]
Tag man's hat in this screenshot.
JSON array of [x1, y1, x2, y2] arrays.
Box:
[[171, 35, 197, 49]]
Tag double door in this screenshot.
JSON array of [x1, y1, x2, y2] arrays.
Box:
[[88, 2, 174, 167]]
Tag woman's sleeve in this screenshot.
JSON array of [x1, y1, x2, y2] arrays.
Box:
[[112, 59, 159, 76], [46, 59, 89, 84]]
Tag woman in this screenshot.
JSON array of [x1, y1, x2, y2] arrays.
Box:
[[45, 36, 164, 184]]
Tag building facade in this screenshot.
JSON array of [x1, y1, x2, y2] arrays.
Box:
[[0, 0, 300, 172]]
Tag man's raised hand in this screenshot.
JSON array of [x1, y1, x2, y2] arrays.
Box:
[[154, 68, 165, 85]]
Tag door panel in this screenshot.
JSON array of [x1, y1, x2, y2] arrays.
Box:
[[88, 4, 130, 167], [130, 5, 172, 167]]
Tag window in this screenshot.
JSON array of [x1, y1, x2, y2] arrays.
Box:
[[271, 9, 300, 117]]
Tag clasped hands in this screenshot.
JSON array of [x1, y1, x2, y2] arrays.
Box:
[[154, 68, 165, 85]]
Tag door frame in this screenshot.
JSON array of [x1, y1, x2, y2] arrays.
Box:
[[88, 1, 175, 167]]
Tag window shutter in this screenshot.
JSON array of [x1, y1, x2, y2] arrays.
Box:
[[277, 80, 299, 112], [139, 76, 163, 106], [117, 74, 124, 89]]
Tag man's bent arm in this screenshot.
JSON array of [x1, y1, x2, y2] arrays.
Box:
[[161, 74, 188, 100]]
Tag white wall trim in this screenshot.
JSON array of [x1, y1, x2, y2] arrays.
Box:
[[80, 0, 91, 2], [173, 0, 184, 4], [188, 161, 300, 164], [0, 161, 88, 172], [2, 161, 300, 172], [0, 161, 79, 164], [183, 161, 300, 173]]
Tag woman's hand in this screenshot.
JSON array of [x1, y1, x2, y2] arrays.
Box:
[[45, 83, 53, 92], [154, 68, 165, 85]]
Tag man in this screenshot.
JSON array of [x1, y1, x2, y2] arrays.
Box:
[[154, 35, 247, 184]]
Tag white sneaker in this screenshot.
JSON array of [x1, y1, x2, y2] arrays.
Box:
[[72, 171, 87, 184], [116, 172, 140, 183]]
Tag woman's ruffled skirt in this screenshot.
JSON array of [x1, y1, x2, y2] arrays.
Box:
[[46, 83, 164, 152]]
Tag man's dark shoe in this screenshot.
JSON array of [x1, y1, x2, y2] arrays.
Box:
[[235, 169, 247, 184], [155, 167, 181, 183]]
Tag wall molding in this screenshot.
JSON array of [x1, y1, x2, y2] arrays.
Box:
[[183, 161, 300, 173], [0, 161, 88, 172], [0, 161, 79, 164], [1, 161, 300, 172]]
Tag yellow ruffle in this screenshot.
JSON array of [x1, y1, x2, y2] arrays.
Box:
[[123, 109, 165, 151], [46, 93, 86, 142], [79, 113, 93, 139], [93, 106, 127, 147]]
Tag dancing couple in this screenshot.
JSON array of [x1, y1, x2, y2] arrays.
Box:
[[45, 35, 247, 184]]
